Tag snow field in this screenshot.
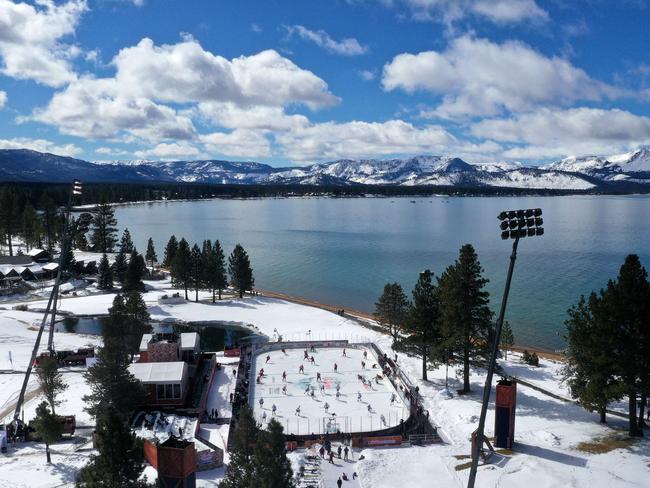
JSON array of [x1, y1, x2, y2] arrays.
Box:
[[249, 346, 408, 435]]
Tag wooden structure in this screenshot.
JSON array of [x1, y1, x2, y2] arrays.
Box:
[[494, 379, 517, 449]]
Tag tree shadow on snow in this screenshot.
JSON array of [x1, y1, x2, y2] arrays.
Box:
[[514, 442, 587, 467]]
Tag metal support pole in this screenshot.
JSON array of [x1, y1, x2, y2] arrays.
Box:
[[467, 236, 519, 488]]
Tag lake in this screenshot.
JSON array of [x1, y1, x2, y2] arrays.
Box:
[[113, 195, 650, 352]]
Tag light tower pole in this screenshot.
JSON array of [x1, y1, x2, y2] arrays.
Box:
[[467, 208, 544, 488]]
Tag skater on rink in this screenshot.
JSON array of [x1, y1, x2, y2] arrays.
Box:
[[282, 347, 287, 355], [262, 411, 267, 422], [336, 390, 341, 399], [317, 372, 322, 382], [265, 355, 271, 363], [320, 383, 325, 394], [342, 348, 347, 357], [282, 371, 287, 382], [259, 368, 265, 376], [304, 350, 309, 360], [282, 385, 287, 394], [390, 393, 396, 405], [259, 397, 264, 408], [310, 356, 316, 364], [363, 350, 368, 360], [334, 362, 338, 373], [299, 364, 304, 374], [361, 361, 366, 369], [380, 414, 386, 426], [295, 406, 301, 416], [324, 401, 330, 412], [357, 392, 362, 402], [367, 404, 372, 413], [272, 404, 277, 416], [310, 344, 316, 352], [344, 446, 349, 460], [337, 445, 342, 458]]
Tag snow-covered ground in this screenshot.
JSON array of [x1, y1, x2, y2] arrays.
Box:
[[0, 278, 649, 487], [249, 346, 408, 435]]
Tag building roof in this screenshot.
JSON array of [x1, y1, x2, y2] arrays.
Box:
[[180, 332, 199, 351], [27, 248, 49, 258], [0, 256, 33, 266], [139, 333, 154, 352], [129, 361, 187, 384], [42, 262, 59, 272]]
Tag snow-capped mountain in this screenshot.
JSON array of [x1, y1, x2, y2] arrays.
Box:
[[1, 148, 649, 191], [542, 147, 650, 182]]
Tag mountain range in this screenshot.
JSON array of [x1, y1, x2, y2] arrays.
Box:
[[1, 148, 650, 191]]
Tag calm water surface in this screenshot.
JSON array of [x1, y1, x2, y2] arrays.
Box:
[[114, 195, 650, 351]]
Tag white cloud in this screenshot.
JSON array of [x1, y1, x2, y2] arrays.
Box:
[[32, 77, 197, 141], [134, 142, 200, 159], [471, 107, 650, 159], [391, 0, 547, 25], [200, 129, 272, 158], [0, 137, 82, 156], [197, 102, 309, 132], [275, 119, 455, 161], [358, 69, 376, 81], [0, 90, 6, 108], [251, 23, 262, 33], [382, 36, 621, 119], [286, 25, 368, 56], [0, 0, 87, 86], [112, 38, 338, 108]]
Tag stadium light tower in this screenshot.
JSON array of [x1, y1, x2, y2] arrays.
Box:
[[467, 208, 544, 488]]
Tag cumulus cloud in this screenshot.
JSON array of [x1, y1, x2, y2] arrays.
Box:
[[275, 119, 455, 161], [358, 69, 376, 81], [0, 137, 82, 156], [199, 129, 272, 158], [0, 0, 87, 86], [285, 25, 368, 56], [382, 36, 621, 119], [33, 37, 336, 142], [471, 107, 650, 159], [134, 142, 201, 159], [0, 90, 6, 108]]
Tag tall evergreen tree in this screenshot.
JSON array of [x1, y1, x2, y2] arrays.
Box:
[[228, 244, 254, 298], [36, 356, 68, 416], [21, 202, 40, 252], [190, 243, 203, 302], [438, 244, 493, 393], [119, 228, 134, 254], [123, 248, 146, 292], [76, 406, 149, 487], [608, 255, 650, 436], [97, 253, 114, 290], [563, 292, 623, 424], [252, 419, 295, 488], [201, 240, 228, 302], [145, 238, 157, 274], [32, 401, 63, 465], [500, 321, 514, 361], [0, 187, 18, 256], [73, 212, 93, 252], [40, 195, 61, 252], [123, 291, 152, 358], [60, 240, 76, 274], [162, 235, 178, 268], [220, 406, 258, 488], [113, 250, 128, 284], [90, 200, 118, 253], [171, 238, 192, 300], [375, 282, 410, 341], [397, 270, 441, 381]]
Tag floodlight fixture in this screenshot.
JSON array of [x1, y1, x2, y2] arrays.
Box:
[[467, 208, 545, 488]]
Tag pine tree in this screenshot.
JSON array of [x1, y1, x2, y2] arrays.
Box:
[[563, 292, 623, 423], [36, 356, 68, 416], [213, 240, 227, 300], [171, 238, 192, 300], [252, 419, 295, 488], [97, 254, 114, 290], [438, 244, 493, 394], [500, 321, 514, 361], [32, 401, 63, 464], [90, 200, 118, 253], [220, 406, 258, 488], [123, 248, 146, 292], [191, 243, 203, 302], [119, 228, 134, 254], [123, 291, 152, 358], [375, 282, 410, 341], [145, 238, 157, 274], [0, 187, 18, 256], [76, 406, 149, 487], [21, 202, 40, 252], [397, 270, 441, 381], [73, 212, 93, 252], [162, 235, 178, 268], [229, 244, 254, 299], [608, 255, 650, 436], [40, 195, 61, 252], [113, 250, 128, 284], [60, 240, 76, 274]]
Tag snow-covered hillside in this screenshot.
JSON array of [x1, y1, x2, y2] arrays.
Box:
[[543, 147, 650, 182]]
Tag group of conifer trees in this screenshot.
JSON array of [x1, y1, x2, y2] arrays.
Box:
[[162, 235, 254, 301], [563, 254, 650, 437], [375, 243, 495, 393]]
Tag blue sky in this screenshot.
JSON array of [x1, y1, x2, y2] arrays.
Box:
[[0, 0, 649, 165]]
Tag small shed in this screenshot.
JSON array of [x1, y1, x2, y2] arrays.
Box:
[[27, 249, 52, 263]]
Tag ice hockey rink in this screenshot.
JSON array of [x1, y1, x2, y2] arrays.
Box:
[[249, 344, 409, 435]]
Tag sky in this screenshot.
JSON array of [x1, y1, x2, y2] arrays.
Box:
[[0, 0, 649, 166]]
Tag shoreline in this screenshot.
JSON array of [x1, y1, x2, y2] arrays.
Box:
[[256, 288, 565, 361]]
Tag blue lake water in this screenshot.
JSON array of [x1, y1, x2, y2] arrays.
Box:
[[114, 195, 650, 352]]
